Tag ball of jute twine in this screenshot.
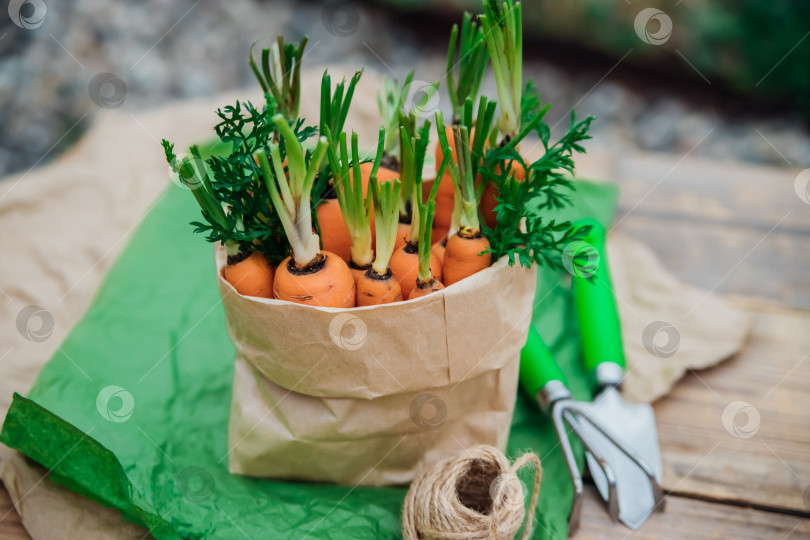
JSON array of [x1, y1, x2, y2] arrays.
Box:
[[402, 445, 542, 540]]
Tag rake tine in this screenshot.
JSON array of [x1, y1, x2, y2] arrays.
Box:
[[567, 402, 666, 510], [562, 409, 621, 522], [551, 401, 583, 536]]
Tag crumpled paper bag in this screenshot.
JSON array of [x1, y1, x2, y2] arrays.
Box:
[[218, 248, 538, 485]]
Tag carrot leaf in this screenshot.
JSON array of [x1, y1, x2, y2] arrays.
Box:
[[481, 108, 595, 269]]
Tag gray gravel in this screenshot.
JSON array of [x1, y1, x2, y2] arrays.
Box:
[[1, 0, 808, 179]]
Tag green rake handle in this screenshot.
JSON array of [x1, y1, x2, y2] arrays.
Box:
[[571, 219, 626, 374]]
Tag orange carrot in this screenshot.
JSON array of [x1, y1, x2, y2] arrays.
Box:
[[431, 239, 446, 264], [443, 231, 492, 286], [316, 199, 352, 261], [356, 269, 401, 306], [356, 173, 403, 306], [274, 251, 354, 307], [255, 115, 355, 307], [222, 251, 275, 298], [409, 278, 445, 299], [394, 222, 411, 252]]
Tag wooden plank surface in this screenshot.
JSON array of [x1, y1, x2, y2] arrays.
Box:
[[576, 489, 810, 540], [653, 299, 810, 514], [0, 483, 28, 540], [611, 153, 810, 310]]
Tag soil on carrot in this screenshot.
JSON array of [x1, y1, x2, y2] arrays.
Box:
[[403, 241, 418, 255], [321, 181, 337, 200], [415, 278, 440, 290], [227, 252, 250, 266], [398, 200, 412, 224], [286, 252, 327, 275], [380, 153, 400, 172], [455, 458, 499, 515], [349, 261, 371, 272], [364, 267, 393, 281], [458, 228, 484, 240]]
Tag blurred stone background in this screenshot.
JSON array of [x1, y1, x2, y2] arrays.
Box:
[[1, 0, 809, 178]]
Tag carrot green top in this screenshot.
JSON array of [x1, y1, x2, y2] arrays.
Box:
[[435, 97, 496, 232], [368, 173, 401, 276], [480, 0, 522, 141], [319, 70, 362, 141], [399, 120, 449, 282], [400, 119, 433, 247], [415, 154, 449, 283], [249, 35, 308, 121], [255, 115, 328, 267], [446, 11, 488, 123], [325, 128, 381, 268], [161, 142, 240, 255]]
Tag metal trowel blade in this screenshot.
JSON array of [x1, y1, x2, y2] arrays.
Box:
[[579, 388, 663, 529]]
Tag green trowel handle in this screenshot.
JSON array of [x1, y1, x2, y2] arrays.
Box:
[[571, 219, 626, 373], [520, 326, 566, 399]]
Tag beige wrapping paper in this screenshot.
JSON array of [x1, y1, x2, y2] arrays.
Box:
[[216, 247, 537, 485]]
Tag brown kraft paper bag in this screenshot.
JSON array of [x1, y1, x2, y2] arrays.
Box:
[[216, 246, 537, 486]]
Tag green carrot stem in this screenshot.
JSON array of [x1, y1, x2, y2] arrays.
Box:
[[398, 112, 417, 218], [320, 70, 363, 146], [325, 127, 379, 267], [400, 119, 433, 244], [435, 111, 480, 231], [249, 35, 308, 120], [377, 71, 414, 159], [455, 126, 479, 230], [446, 12, 488, 123], [416, 201, 437, 282], [369, 175, 401, 275], [415, 153, 450, 282], [255, 115, 327, 267], [481, 0, 522, 140]]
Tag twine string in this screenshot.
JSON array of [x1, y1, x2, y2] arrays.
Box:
[[402, 445, 542, 540]]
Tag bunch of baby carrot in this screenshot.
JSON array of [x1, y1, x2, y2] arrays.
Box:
[[162, 0, 594, 309]]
